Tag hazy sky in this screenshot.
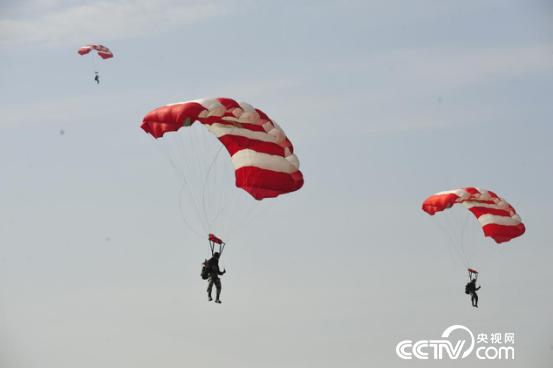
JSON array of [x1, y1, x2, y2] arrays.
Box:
[[1, 1, 552, 367]]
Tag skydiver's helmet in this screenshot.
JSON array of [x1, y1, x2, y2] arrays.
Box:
[[213, 252, 220, 259]]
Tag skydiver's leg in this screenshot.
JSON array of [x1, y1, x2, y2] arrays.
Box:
[[473, 293, 478, 307], [207, 278, 214, 301], [215, 278, 222, 303]]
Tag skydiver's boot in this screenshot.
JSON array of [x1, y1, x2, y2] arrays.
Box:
[[208, 295, 213, 302]]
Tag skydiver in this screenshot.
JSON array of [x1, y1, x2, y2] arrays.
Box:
[[204, 252, 226, 304], [94, 71, 100, 84], [465, 278, 481, 308]]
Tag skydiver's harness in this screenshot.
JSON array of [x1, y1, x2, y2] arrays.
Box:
[[201, 234, 225, 280]]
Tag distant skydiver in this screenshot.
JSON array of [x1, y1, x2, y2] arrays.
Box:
[[78, 45, 112, 85], [203, 252, 226, 304]]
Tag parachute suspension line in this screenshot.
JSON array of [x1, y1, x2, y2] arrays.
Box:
[[208, 237, 225, 256], [172, 160, 208, 236], [176, 125, 227, 236], [198, 128, 212, 217], [457, 210, 473, 267], [215, 190, 241, 241], [446, 209, 470, 268], [432, 216, 469, 269], [154, 139, 209, 236], [177, 181, 204, 239], [173, 161, 209, 235], [457, 208, 480, 269], [175, 128, 210, 232], [463, 211, 480, 267], [201, 144, 225, 232], [218, 180, 262, 244]]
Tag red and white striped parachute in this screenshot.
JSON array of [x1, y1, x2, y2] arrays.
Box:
[[141, 97, 304, 200], [78, 44, 113, 59], [422, 187, 525, 243]]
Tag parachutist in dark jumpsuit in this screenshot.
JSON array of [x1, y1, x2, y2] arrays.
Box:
[[94, 72, 100, 84], [466, 279, 481, 308], [206, 252, 226, 303]]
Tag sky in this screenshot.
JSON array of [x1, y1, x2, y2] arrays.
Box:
[[1, 0, 553, 367]]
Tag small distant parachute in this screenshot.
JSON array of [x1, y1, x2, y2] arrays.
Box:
[[78, 44, 113, 59], [422, 187, 525, 244]]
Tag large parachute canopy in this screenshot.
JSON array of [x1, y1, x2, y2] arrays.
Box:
[[78, 44, 113, 59], [422, 187, 525, 244], [141, 97, 304, 200]]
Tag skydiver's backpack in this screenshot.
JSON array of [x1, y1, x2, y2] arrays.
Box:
[[201, 260, 209, 280], [465, 283, 470, 294]]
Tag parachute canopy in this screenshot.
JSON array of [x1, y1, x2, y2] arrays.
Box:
[[141, 97, 304, 200], [422, 187, 525, 244], [78, 44, 113, 59]]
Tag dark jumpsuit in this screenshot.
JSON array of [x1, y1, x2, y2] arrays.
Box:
[[206, 257, 224, 301], [467, 279, 481, 307]]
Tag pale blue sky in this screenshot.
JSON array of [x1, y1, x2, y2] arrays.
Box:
[[1, 1, 552, 367]]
